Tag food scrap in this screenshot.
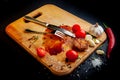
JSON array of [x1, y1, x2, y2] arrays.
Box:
[[96, 49, 105, 55], [27, 35, 39, 48], [93, 38, 100, 44], [85, 34, 96, 47], [36, 47, 47, 57]]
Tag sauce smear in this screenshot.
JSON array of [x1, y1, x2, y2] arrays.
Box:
[[43, 25, 72, 55], [42, 25, 72, 55], [42, 29, 64, 55]]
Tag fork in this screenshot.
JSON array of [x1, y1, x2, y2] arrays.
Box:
[[24, 29, 65, 38]]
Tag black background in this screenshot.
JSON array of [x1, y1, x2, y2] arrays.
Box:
[[0, 0, 120, 80]]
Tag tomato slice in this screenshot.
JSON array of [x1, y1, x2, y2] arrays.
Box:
[[66, 50, 78, 62], [36, 47, 46, 57]]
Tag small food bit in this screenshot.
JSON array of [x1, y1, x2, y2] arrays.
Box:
[[89, 23, 104, 37], [48, 64, 53, 67], [28, 35, 39, 48], [85, 34, 93, 41], [60, 65, 66, 70], [85, 34, 101, 47], [28, 35, 39, 41], [91, 58, 102, 68], [87, 39, 96, 47], [36, 47, 47, 57], [85, 34, 96, 47], [96, 49, 105, 55], [66, 63, 72, 68], [76, 74, 80, 77], [93, 38, 100, 44], [73, 38, 89, 51]]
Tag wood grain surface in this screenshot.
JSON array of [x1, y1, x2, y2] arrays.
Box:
[[5, 4, 107, 76]]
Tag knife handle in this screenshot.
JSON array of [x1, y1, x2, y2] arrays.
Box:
[[24, 16, 47, 27], [24, 16, 60, 29]]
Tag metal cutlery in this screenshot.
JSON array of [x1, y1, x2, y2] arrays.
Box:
[[24, 16, 75, 38]]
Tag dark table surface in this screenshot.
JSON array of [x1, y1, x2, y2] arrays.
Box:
[[0, 0, 120, 80]]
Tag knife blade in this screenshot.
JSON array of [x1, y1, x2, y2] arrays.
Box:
[[24, 16, 75, 38]]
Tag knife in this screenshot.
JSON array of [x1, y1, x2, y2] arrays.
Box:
[[24, 16, 75, 38]]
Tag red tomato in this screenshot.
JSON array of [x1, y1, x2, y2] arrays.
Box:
[[72, 24, 81, 33], [36, 48, 46, 57], [75, 29, 86, 38], [66, 50, 78, 62]]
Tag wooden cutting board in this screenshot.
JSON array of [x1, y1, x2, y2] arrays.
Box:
[[5, 4, 107, 76]]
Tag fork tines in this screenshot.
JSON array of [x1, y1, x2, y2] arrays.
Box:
[[54, 30, 65, 38]]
